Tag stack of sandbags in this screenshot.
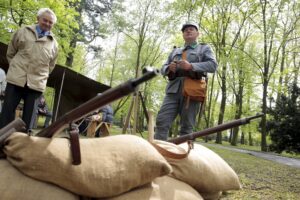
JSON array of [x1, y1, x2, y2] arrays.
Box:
[[151, 140, 242, 200], [2, 132, 241, 199], [100, 175, 204, 200], [0, 159, 79, 200], [3, 133, 172, 198]]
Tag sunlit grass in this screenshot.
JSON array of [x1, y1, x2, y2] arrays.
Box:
[[202, 144, 300, 199]]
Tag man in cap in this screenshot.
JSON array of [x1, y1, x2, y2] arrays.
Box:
[[154, 22, 218, 141], [0, 8, 58, 132]]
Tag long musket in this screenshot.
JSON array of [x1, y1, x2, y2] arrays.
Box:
[[168, 113, 264, 145], [36, 67, 159, 138]]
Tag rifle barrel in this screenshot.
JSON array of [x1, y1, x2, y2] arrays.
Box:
[[168, 114, 264, 145]]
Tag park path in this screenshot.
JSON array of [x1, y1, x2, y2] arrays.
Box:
[[200, 142, 300, 169]]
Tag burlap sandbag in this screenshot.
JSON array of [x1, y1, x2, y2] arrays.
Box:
[[152, 140, 241, 194], [0, 159, 79, 200], [200, 191, 222, 200], [3, 133, 172, 198], [100, 175, 203, 200]]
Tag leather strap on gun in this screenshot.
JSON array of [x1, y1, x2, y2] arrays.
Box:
[[36, 67, 159, 138], [151, 140, 194, 159], [68, 124, 81, 165], [168, 113, 264, 145]]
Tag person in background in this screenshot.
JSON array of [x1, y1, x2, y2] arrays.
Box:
[[34, 95, 52, 128], [99, 104, 114, 124], [0, 8, 58, 132], [95, 104, 114, 137], [154, 22, 218, 141], [0, 68, 7, 113]]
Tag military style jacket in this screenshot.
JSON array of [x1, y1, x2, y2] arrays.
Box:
[[161, 43, 217, 94]]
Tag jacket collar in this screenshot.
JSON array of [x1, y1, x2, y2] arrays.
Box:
[[184, 41, 198, 49], [26, 25, 54, 40]]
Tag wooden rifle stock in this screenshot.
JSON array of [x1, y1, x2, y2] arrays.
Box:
[[0, 118, 26, 158], [168, 113, 264, 145], [0, 118, 26, 145], [36, 67, 159, 138]]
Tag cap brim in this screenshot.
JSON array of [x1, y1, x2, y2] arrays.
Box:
[[181, 25, 198, 32]]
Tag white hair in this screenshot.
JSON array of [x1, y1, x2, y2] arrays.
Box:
[[37, 8, 57, 24]]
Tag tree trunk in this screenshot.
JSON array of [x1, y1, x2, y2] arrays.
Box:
[[122, 96, 134, 134], [229, 129, 233, 143], [147, 111, 155, 142], [206, 74, 217, 129], [132, 93, 139, 135], [292, 52, 299, 86], [276, 42, 286, 103], [261, 83, 268, 151], [216, 58, 227, 144], [248, 132, 253, 146], [215, 87, 226, 144], [231, 67, 244, 145], [240, 132, 245, 144]]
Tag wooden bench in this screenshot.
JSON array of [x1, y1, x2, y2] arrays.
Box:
[[86, 121, 111, 137], [15, 109, 22, 119]]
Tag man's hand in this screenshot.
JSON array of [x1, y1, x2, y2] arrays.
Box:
[[38, 109, 46, 114], [178, 60, 193, 71], [168, 62, 177, 73], [68, 123, 79, 135]]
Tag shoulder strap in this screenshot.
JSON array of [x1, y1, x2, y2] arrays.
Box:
[[150, 141, 193, 159]]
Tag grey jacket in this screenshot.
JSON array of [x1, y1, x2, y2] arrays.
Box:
[[161, 44, 217, 94]]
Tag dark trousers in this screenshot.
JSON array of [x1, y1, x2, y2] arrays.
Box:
[[0, 83, 42, 132], [154, 92, 200, 141]]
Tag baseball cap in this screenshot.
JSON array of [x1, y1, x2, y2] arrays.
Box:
[[181, 22, 199, 32]]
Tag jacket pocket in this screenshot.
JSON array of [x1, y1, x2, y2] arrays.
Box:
[[188, 52, 199, 63], [41, 47, 51, 61]]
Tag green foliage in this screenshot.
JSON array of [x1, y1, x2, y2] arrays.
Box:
[[72, 44, 88, 73], [0, 0, 79, 65], [267, 84, 300, 154]]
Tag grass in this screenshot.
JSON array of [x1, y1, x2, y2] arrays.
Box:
[[201, 144, 300, 200]]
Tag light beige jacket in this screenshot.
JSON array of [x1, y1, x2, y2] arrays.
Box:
[[6, 25, 58, 92]]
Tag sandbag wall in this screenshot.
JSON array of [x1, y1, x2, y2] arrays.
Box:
[[0, 133, 241, 199]]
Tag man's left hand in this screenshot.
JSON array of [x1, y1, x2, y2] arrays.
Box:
[[178, 60, 193, 71]]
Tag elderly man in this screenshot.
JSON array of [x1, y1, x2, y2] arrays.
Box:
[[154, 22, 218, 141], [0, 8, 58, 132]]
